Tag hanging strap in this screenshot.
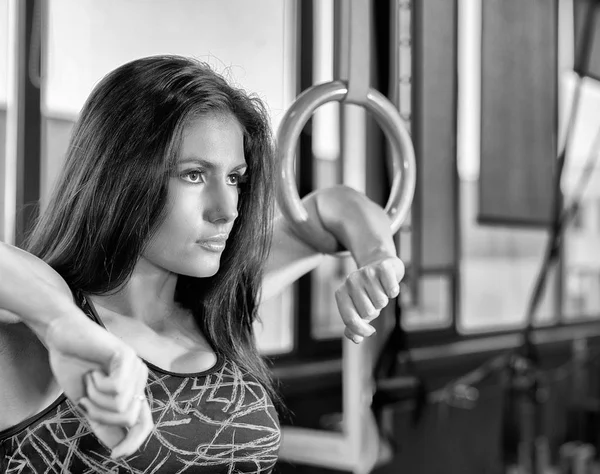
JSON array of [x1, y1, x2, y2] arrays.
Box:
[[372, 300, 426, 429]]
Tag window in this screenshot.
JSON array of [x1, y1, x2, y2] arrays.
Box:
[[562, 74, 600, 322], [397, 0, 600, 337]]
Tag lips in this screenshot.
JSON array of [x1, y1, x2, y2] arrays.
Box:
[[196, 235, 228, 252]]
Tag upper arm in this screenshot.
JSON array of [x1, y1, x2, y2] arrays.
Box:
[[0, 242, 72, 325]]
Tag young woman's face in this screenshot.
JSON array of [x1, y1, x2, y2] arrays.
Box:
[[142, 112, 247, 277]]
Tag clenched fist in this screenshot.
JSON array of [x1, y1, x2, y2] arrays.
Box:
[[336, 256, 404, 343]]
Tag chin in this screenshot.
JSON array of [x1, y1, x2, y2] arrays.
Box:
[[177, 258, 221, 278]]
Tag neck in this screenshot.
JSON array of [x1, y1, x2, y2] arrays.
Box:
[[89, 257, 179, 326]]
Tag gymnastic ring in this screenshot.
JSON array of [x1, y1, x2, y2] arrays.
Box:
[[276, 80, 416, 254]]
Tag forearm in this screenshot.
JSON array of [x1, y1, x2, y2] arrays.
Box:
[[309, 185, 397, 266], [0, 242, 118, 362], [0, 243, 69, 331]]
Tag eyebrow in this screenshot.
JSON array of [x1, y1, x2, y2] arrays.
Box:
[[178, 157, 247, 172]]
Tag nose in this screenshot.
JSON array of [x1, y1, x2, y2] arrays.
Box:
[[204, 181, 239, 224]]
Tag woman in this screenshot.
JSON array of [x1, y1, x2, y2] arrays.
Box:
[[0, 55, 404, 473]]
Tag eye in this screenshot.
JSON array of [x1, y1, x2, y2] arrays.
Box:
[[181, 169, 204, 184], [228, 173, 249, 187]]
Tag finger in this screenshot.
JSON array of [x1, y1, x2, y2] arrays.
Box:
[[85, 371, 120, 411], [344, 327, 364, 344], [78, 396, 143, 428], [346, 271, 388, 321], [377, 258, 404, 298], [93, 351, 143, 396], [363, 279, 391, 312], [114, 360, 148, 410], [110, 399, 153, 459], [85, 364, 148, 413], [335, 289, 376, 338], [348, 288, 382, 323]]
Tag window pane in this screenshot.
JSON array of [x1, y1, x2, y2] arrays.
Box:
[[458, 179, 556, 332], [256, 290, 294, 355], [402, 273, 453, 330], [561, 74, 600, 322]]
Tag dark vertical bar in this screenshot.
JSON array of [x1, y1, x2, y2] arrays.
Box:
[[573, 0, 600, 80], [14, 0, 42, 247], [411, 0, 423, 285], [368, 0, 391, 207], [295, 0, 314, 357], [479, 0, 558, 226], [411, 0, 458, 270]]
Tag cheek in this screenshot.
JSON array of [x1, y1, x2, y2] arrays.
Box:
[[155, 209, 196, 249], [146, 199, 196, 257], [163, 188, 198, 234]]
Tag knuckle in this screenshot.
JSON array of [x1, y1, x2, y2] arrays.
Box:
[[347, 318, 362, 332], [373, 296, 388, 309], [377, 261, 394, 279], [347, 272, 362, 287], [124, 412, 138, 428], [334, 287, 346, 301], [114, 395, 130, 413], [362, 266, 377, 280], [110, 378, 124, 392]]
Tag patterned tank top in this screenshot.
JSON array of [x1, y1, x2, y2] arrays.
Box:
[[0, 293, 281, 473]]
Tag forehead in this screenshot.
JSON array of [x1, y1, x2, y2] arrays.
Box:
[[179, 113, 245, 164]]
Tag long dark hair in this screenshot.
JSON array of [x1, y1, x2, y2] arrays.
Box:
[[26, 55, 278, 398]]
